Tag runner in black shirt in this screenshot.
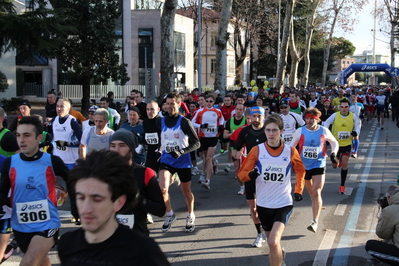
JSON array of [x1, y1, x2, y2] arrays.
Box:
[[143, 101, 161, 172]]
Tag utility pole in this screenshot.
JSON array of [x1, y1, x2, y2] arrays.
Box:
[[197, 0, 202, 93]]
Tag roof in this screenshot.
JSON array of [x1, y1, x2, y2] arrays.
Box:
[[176, 6, 221, 20]]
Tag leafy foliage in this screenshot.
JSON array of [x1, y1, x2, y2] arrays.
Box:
[[0, 71, 8, 92]]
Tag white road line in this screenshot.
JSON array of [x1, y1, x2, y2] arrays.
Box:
[[358, 156, 365, 160], [361, 149, 367, 153], [366, 138, 371, 141], [349, 174, 358, 181], [312, 230, 337, 266], [370, 131, 374, 134], [334, 204, 347, 216], [345, 187, 353, 195], [354, 164, 362, 169], [368, 135, 373, 138], [364, 143, 370, 147]]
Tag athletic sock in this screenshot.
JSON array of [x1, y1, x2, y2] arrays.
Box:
[[352, 139, 359, 153], [341, 169, 348, 186], [255, 223, 262, 234], [166, 210, 174, 217]]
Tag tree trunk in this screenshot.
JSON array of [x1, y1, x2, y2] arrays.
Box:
[[275, 0, 295, 93], [160, 0, 177, 97], [214, 0, 233, 93], [81, 74, 91, 117], [288, 18, 301, 88], [303, 0, 320, 87]]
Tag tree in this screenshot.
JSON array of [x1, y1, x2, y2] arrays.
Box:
[[0, 71, 8, 92], [214, 0, 233, 92], [50, 0, 129, 115], [275, 0, 295, 92], [0, 0, 72, 58], [160, 0, 178, 97], [382, 0, 399, 84]]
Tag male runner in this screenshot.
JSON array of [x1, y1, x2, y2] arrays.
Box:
[[290, 107, 338, 232], [0, 116, 69, 266], [279, 99, 305, 145], [375, 89, 387, 129], [233, 106, 267, 248], [192, 94, 224, 189], [349, 94, 364, 158], [100, 97, 121, 130], [157, 92, 200, 232], [324, 98, 361, 194], [219, 95, 235, 171], [364, 89, 376, 125], [143, 101, 162, 172], [58, 150, 170, 265]]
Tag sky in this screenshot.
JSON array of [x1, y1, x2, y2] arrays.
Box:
[[334, 0, 391, 56]]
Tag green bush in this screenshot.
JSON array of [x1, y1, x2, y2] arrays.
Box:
[[0, 97, 23, 113]]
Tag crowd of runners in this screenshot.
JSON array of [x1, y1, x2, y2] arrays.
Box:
[[0, 84, 398, 265]]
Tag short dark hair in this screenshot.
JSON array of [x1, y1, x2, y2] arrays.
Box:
[[205, 94, 215, 101], [136, 91, 143, 98], [339, 98, 350, 105], [18, 116, 44, 136], [166, 92, 182, 103], [69, 150, 139, 213], [100, 97, 109, 103]]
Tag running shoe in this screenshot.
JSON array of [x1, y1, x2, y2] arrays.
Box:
[[162, 213, 176, 232], [213, 159, 218, 174], [381, 126, 384, 130], [339, 186, 346, 195], [351, 152, 357, 159], [261, 231, 267, 242], [185, 214, 195, 233], [192, 167, 199, 175], [1, 240, 18, 264], [237, 186, 245, 195], [147, 213, 154, 224], [56, 185, 69, 207], [202, 179, 210, 190], [252, 233, 263, 248], [198, 174, 205, 183], [171, 173, 181, 186], [220, 149, 225, 154], [338, 159, 343, 168], [307, 220, 318, 233], [224, 166, 230, 173]]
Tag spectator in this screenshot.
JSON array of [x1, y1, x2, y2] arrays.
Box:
[[8, 99, 31, 132]]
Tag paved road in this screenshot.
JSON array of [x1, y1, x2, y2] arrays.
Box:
[[4, 116, 399, 265]]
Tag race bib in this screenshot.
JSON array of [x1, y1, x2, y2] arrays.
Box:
[[282, 133, 293, 143], [55, 140, 68, 151], [165, 141, 180, 153], [338, 131, 350, 140], [302, 146, 318, 159], [145, 133, 159, 145], [116, 214, 134, 229], [16, 199, 50, 224], [202, 124, 216, 133], [261, 164, 286, 183]]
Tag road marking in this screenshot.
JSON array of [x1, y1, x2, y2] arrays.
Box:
[[370, 131, 374, 134], [349, 174, 358, 181], [366, 138, 371, 141], [334, 204, 347, 216], [361, 149, 367, 153], [345, 187, 353, 195], [368, 135, 372, 138], [58, 210, 73, 218], [364, 143, 370, 147], [332, 125, 380, 265], [358, 156, 365, 160], [354, 164, 362, 169], [312, 230, 337, 266]]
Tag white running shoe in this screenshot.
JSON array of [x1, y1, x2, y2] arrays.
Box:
[[198, 174, 205, 183], [202, 179, 210, 190], [192, 168, 199, 175], [237, 186, 245, 195], [162, 213, 176, 232], [282, 247, 286, 266], [185, 214, 195, 233], [252, 233, 263, 248], [146, 213, 154, 224], [307, 220, 318, 233], [224, 166, 230, 173]]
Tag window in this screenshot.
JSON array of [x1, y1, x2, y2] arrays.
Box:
[[227, 58, 235, 75], [139, 28, 153, 85], [174, 32, 186, 69], [211, 59, 216, 74], [210, 32, 217, 49]]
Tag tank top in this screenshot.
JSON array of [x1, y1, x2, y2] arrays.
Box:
[[331, 112, 354, 147], [297, 126, 326, 170], [85, 127, 113, 154], [52, 115, 79, 164]]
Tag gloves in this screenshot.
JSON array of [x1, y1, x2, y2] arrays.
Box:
[[351, 131, 358, 137], [294, 193, 303, 202], [154, 152, 162, 162], [218, 125, 224, 133], [170, 150, 182, 159], [200, 123, 209, 129], [249, 168, 259, 180], [330, 152, 337, 164]]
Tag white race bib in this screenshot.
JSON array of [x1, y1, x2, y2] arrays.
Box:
[[261, 164, 286, 183], [116, 214, 134, 229], [16, 199, 50, 224], [282, 133, 293, 143], [165, 140, 180, 153], [302, 146, 318, 159], [202, 124, 216, 133], [145, 133, 159, 145], [338, 131, 350, 140]]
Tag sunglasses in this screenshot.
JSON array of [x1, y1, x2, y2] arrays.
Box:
[[280, 106, 288, 109], [340, 106, 349, 108], [206, 100, 214, 103]]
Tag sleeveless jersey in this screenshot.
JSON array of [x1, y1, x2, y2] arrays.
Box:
[[0, 128, 15, 157], [9, 153, 60, 232], [289, 105, 302, 115], [375, 95, 386, 106], [160, 116, 191, 168], [297, 126, 327, 170], [255, 143, 293, 208], [52, 115, 79, 164], [84, 127, 113, 154], [193, 107, 224, 138], [331, 112, 355, 146], [107, 109, 115, 130], [229, 117, 246, 132]]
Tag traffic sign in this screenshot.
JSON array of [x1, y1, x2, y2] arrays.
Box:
[[389, 67, 399, 77]]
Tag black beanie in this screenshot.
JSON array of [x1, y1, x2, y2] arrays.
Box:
[[110, 129, 138, 154]]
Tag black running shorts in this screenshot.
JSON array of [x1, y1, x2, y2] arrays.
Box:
[[13, 228, 59, 253], [305, 168, 325, 180], [159, 164, 192, 183], [257, 205, 293, 232], [199, 137, 218, 152], [337, 145, 352, 158]]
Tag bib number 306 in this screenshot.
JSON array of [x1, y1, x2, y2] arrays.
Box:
[[16, 200, 50, 224]]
